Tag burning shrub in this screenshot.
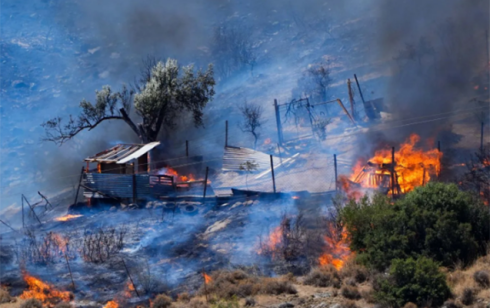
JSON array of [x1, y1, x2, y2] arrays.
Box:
[[341, 285, 361, 300], [473, 270, 490, 288], [373, 257, 450, 308], [21, 299, 43, 308], [303, 266, 341, 288], [20, 230, 74, 265], [20, 273, 73, 307], [152, 294, 173, 308], [341, 183, 490, 270]]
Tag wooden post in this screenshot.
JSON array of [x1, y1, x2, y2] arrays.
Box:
[[347, 79, 355, 121], [203, 167, 209, 198], [23, 195, 41, 224], [121, 258, 140, 297], [132, 174, 137, 204], [38, 191, 53, 210], [391, 147, 395, 200], [74, 167, 84, 206], [354, 74, 367, 107], [0, 219, 16, 233], [21, 196, 25, 229], [422, 167, 426, 186], [334, 154, 338, 191], [225, 121, 228, 148], [481, 122, 484, 152], [270, 155, 276, 193], [186, 140, 189, 157], [437, 141, 441, 180], [274, 99, 283, 145], [64, 251, 75, 290]]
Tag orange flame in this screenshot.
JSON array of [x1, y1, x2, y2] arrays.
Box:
[[318, 224, 352, 270], [257, 226, 283, 258], [342, 134, 441, 198], [54, 214, 83, 222], [203, 273, 212, 284], [20, 273, 72, 306], [123, 280, 136, 298], [104, 301, 119, 308]]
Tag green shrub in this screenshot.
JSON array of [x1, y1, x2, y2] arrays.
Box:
[[341, 183, 490, 270], [210, 296, 239, 308], [373, 257, 450, 308]]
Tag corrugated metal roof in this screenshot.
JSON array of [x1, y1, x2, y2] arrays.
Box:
[[222, 146, 281, 172], [85, 142, 160, 164]]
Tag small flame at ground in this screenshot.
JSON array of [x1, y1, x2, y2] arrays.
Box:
[[203, 273, 212, 284], [104, 300, 119, 308], [20, 273, 72, 306], [318, 224, 352, 270], [54, 214, 83, 222]]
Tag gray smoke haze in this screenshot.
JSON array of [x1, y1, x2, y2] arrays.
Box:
[[373, 0, 489, 144]]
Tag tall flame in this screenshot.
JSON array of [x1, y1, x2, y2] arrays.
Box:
[[318, 224, 352, 270], [342, 133, 441, 198], [20, 273, 72, 306]]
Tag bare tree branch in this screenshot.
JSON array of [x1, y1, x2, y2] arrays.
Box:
[[239, 102, 264, 149]]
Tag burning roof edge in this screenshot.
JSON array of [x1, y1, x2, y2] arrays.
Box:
[[84, 142, 160, 164]]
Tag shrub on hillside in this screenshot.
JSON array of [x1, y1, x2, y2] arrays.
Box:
[[20, 299, 43, 308], [460, 288, 475, 306], [152, 294, 173, 308], [473, 270, 490, 288], [341, 183, 490, 270], [341, 285, 361, 300], [0, 288, 13, 304], [54, 303, 73, 308], [304, 266, 341, 288], [373, 257, 450, 308]]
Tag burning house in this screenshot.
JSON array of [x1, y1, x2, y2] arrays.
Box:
[[81, 142, 212, 204]]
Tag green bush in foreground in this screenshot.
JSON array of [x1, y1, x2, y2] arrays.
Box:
[[374, 257, 450, 308], [341, 182, 490, 270]]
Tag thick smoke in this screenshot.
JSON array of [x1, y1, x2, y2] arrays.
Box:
[[374, 0, 489, 144]]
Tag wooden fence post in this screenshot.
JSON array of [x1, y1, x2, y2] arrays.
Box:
[[270, 155, 276, 193], [203, 167, 209, 198], [274, 99, 283, 146], [225, 121, 228, 148], [73, 167, 85, 206]]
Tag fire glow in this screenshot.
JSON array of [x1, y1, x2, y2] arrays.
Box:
[[203, 272, 212, 284], [20, 273, 72, 306], [257, 226, 283, 259], [341, 133, 442, 198], [54, 214, 83, 222], [318, 224, 352, 270]]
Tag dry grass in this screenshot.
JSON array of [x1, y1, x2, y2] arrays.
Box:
[[339, 261, 369, 284], [20, 299, 42, 308], [198, 270, 296, 300], [402, 303, 417, 308], [303, 266, 341, 288], [0, 288, 14, 304], [152, 294, 173, 308], [177, 292, 191, 303], [447, 255, 490, 304]]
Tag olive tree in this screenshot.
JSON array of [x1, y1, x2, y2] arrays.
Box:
[[42, 58, 215, 144]]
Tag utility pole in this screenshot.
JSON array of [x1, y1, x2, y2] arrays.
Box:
[[270, 155, 276, 193], [334, 154, 338, 191], [203, 167, 209, 198], [274, 99, 283, 146]]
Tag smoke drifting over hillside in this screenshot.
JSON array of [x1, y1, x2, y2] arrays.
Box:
[[373, 0, 489, 142]]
